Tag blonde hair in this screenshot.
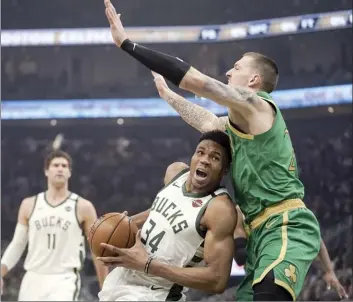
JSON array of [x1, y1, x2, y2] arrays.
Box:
[[243, 52, 279, 93]]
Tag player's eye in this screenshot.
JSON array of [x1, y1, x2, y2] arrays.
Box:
[[212, 156, 220, 161], [197, 150, 203, 155]]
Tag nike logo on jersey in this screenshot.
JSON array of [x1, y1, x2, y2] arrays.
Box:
[[150, 285, 164, 291]]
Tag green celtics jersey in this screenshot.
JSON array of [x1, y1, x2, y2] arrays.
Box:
[[225, 91, 304, 223]]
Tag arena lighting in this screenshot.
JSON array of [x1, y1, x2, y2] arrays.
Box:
[[1, 10, 351, 47]]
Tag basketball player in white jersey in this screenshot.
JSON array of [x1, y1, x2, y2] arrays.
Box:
[[97, 130, 238, 301], [1, 150, 108, 301]]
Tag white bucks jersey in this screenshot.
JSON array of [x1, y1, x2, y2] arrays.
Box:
[[24, 192, 86, 274], [130, 170, 230, 289]]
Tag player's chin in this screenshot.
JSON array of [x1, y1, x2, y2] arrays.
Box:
[[53, 178, 67, 185], [191, 175, 210, 189]]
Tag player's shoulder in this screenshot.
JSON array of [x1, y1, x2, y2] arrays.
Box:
[[209, 193, 234, 210], [77, 197, 96, 212], [21, 195, 38, 207], [19, 195, 39, 220], [164, 162, 189, 185], [76, 196, 97, 224], [204, 194, 237, 227]]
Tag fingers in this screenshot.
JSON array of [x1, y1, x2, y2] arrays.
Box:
[[151, 72, 165, 84], [104, 0, 115, 13], [327, 282, 331, 290], [151, 71, 162, 79], [105, 7, 117, 25], [104, 0, 121, 26], [96, 256, 123, 265], [136, 229, 141, 240], [122, 211, 128, 216], [104, 0, 118, 17], [105, 8, 114, 24], [100, 242, 125, 255], [338, 285, 348, 299]]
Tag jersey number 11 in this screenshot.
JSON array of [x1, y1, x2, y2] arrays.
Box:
[[47, 233, 56, 249]]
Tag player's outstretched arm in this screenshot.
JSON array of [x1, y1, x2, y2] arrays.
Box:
[[79, 199, 109, 289], [104, 0, 263, 118], [152, 72, 227, 133], [1, 197, 33, 293]]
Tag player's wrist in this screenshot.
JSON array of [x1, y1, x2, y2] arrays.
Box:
[[120, 38, 133, 49], [144, 256, 154, 274]]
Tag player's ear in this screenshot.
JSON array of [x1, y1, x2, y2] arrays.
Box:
[[248, 73, 260, 87]]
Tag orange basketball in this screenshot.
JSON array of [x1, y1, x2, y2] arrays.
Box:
[[88, 212, 138, 257]]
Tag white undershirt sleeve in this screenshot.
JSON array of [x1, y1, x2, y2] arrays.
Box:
[[1, 223, 29, 272]]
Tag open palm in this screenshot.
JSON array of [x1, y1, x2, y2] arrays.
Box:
[[104, 0, 128, 47]]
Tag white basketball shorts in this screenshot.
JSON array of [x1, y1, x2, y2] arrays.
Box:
[[98, 267, 186, 301], [18, 270, 81, 301]]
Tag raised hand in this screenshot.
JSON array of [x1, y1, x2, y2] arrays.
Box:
[[104, 0, 129, 47], [151, 71, 171, 98]]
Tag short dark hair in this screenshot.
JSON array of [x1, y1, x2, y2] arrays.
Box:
[[44, 150, 73, 170], [198, 130, 232, 168], [243, 52, 279, 93]]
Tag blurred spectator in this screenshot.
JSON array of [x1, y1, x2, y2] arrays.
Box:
[[1, 28, 351, 100]]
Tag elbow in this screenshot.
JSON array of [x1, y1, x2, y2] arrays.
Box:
[[208, 272, 228, 294], [210, 280, 227, 294], [202, 264, 229, 294]]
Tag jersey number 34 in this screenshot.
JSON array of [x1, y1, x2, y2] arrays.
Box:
[[141, 219, 165, 253]]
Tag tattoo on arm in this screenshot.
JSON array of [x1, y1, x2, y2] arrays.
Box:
[[203, 78, 258, 107], [164, 91, 225, 132]]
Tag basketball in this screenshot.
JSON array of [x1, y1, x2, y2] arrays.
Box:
[[88, 212, 138, 257]]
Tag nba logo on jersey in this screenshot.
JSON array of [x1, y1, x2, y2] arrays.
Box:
[[192, 199, 203, 208]]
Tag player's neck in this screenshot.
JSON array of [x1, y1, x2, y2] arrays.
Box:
[[46, 186, 70, 203], [185, 179, 219, 195]]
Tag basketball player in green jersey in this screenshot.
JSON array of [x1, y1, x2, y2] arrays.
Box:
[[104, 1, 347, 300]]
